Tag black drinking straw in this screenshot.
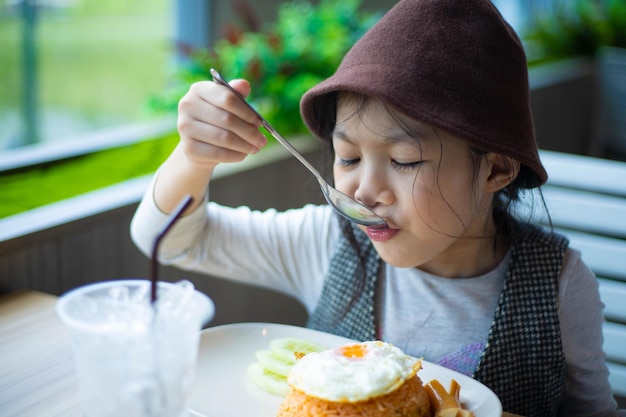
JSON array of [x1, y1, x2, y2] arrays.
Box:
[[150, 194, 194, 304]]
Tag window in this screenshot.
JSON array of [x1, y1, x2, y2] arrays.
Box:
[[0, 0, 172, 150]]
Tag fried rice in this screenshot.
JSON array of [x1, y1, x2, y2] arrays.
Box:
[[276, 374, 433, 417]]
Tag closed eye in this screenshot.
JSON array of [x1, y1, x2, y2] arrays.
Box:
[[391, 160, 422, 170], [337, 158, 360, 167]]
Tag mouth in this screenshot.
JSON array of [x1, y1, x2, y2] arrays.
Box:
[[365, 224, 399, 242]]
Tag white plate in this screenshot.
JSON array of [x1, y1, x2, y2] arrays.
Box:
[[188, 322, 502, 417]]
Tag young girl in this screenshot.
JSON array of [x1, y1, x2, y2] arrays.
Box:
[[131, 0, 623, 416]]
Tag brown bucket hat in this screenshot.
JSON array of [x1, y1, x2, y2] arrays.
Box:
[[300, 0, 546, 187]]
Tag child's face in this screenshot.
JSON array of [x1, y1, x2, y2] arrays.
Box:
[[332, 97, 496, 277]]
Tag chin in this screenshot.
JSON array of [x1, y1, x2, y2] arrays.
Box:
[[376, 248, 422, 269]]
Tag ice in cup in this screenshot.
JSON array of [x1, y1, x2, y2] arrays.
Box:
[[57, 279, 214, 417]]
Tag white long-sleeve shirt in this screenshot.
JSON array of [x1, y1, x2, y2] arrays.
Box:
[[130, 177, 622, 416]]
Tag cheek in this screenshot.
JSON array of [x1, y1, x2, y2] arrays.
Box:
[[332, 166, 358, 194], [410, 167, 479, 228]]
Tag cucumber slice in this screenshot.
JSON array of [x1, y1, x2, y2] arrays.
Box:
[[269, 337, 327, 363], [246, 362, 289, 397], [248, 337, 328, 397], [255, 349, 293, 377]]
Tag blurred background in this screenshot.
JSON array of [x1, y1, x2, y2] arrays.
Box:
[[0, 0, 399, 151], [1, 0, 624, 150]]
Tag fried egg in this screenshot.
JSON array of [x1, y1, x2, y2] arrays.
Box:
[[287, 341, 421, 403]]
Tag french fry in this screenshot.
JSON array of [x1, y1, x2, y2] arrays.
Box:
[[425, 379, 475, 417]]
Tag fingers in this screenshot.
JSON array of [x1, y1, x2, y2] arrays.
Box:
[[177, 80, 269, 168]]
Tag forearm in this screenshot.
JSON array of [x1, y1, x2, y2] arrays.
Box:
[[153, 143, 216, 215]]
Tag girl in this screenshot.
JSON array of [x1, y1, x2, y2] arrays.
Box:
[[131, 0, 622, 415]]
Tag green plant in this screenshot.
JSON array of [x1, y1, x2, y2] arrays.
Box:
[[150, 0, 382, 137], [524, 0, 626, 65]]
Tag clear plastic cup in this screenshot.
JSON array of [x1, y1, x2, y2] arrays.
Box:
[[57, 279, 214, 417]]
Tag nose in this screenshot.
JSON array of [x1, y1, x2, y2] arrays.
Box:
[[353, 165, 394, 210]]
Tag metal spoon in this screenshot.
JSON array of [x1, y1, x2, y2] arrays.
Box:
[[210, 69, 387, 228]]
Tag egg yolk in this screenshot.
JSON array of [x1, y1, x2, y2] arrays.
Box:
[[340, 344, 367, 358]]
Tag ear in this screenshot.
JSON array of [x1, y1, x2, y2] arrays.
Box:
[[484, 153, 520, 193]]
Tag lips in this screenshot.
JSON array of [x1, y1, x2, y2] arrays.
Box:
[[366, 225, 398, 242]]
